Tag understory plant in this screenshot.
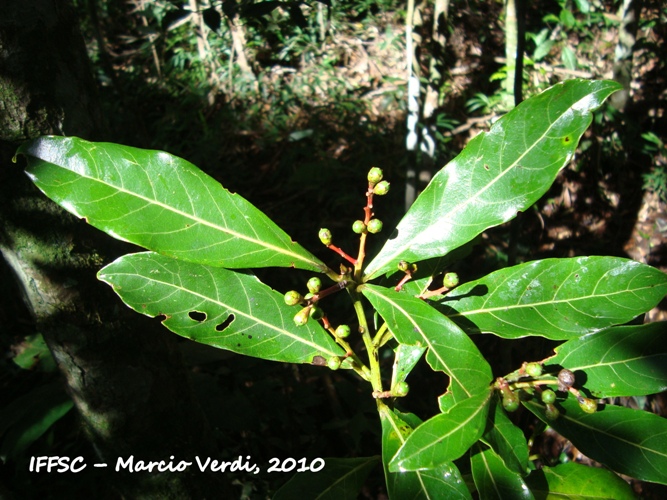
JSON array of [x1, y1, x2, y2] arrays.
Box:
[[17, 79, 667, 498]]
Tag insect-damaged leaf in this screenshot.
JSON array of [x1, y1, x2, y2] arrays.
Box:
[[98, 252, 344, 364]]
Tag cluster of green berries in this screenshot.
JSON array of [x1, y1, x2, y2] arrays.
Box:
[[497, 365, 597, 419], [285, 277, 325, 326]]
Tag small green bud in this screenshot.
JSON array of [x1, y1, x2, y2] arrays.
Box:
[[307, 277, 322, 294], [545, 403, 560, 421], [352, 220, 367, 234], [502, 391, 520, 412], [284, 290, 303, 306], [304, 292, 314, 301], [373, 180, 390, 195], [541, 388, 556, 404], [293, 307, 310, 326], [335, 324, 351, 338], [319, 228, 332, 246], [557, 369, 575, 391], [327, 356, 342, 371], [525, 362, 543, 378], [393, 381, 410, 397], [397, 260, 410, 272], [443, 272, 460, 288], [309, 306, 324, 320], [367, 219, 383, 234], [578, 396, 598, 414], [367, 167, 383, 185]]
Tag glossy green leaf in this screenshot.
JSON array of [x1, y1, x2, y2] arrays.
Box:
[[524, 396, 667, 485], [380, 407, 471, 499], [364, 79, 621, 280], [470, 442, 533, 500], [390, 343, 427, 388], [272, 457, 379, 500], [98, 252, 344, 364], [481, 398, 530, 475], [361, 284, 492, 409], [390, 388, 492, 471], [18, 136, 327, 272], [439, 257, 667, 340], [524, 462, 636, 500], [549, 322, 667, 397]]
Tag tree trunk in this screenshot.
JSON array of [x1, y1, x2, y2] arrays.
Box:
[[0, 1, 231, 497]]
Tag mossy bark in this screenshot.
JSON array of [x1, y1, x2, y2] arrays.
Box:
[[1, 1, 231, 497]]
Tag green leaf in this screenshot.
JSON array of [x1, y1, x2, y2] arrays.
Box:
[[389, 388, 492, 471], [439, 257, 667, 340], [0, 382, 73, 461], [482, 398, 530, 475], [524, 396, 667, 485], [470, 442, 533, 500], [524, 462, 636, 500], [360, 284, 492, 409], [98, 252, 344, 364], [18, 136, 327, 272], [549, 322, 667, 397], [380, 406, 471, 499], [272, 457, 379, 500], [363, 79, 621, 280], [390, 343, 427, 388]]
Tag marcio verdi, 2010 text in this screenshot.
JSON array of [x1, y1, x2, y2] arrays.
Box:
[[29, 455, 325, 474]]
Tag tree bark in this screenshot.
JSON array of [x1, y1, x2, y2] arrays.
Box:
[[0, 1, 231, 497]]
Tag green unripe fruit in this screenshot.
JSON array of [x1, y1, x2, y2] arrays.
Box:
[[367, 167, 383, 184], [541, 388, 556, 404], [545, 403, 560, 421], [525, 362, 543, 378], [319, 228, 332, 246], [284, 290, 303, 306], [502, 391, 520, 412], [352, 220, 367, 234], [327, 356, 342, 371], [335, 324, 351, 338], [397, 260, 410, 272], [393, 381, 410, 397], [293, 308, 310, 326], [578, 397, 598, 414], [307, 277, 322, 294], [367, 219, 383, 234], [443, 272, 460, 288], [373, 181, 390, 195], [309, 306, 324, 320], [558, 369, 576, 391]]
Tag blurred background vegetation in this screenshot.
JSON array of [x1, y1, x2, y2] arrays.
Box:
[[2, 0, 666, 497]]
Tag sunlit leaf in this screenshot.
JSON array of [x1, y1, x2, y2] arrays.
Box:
[[524, 396, 667, 485], [364, 79, 621, 280], [390, 388, 492, 471], [548, 322, 667, 397], [390, 343, 427, 388], [272, 457, 379, 500], [380, 407, 471, 499], [439, 257, 667, 340], [470, 442, 533, 500], [98, 252, 344, 364], [361, 284, 492, 409], [525, 462, 636, 499], [18, 136, 328, 272], [481, 398, 530, 475]]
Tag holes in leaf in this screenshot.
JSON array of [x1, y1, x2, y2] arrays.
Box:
[[216, 314, 235, 332], [189, 311, 207, 322]]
